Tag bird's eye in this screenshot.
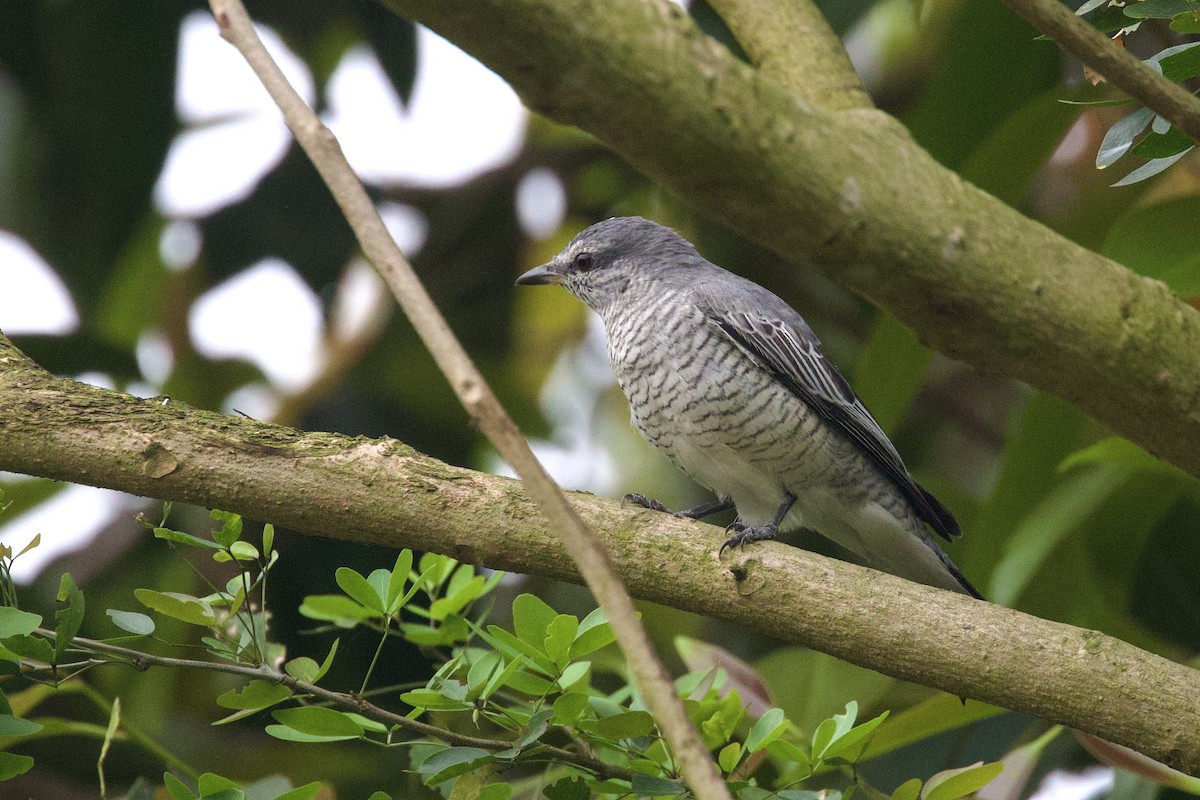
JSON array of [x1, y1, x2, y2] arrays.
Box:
[[573, 252, 594, 271]]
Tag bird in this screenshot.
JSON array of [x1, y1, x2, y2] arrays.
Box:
[[516, 216, 980, 598]]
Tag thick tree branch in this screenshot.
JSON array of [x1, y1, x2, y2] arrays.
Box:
[[1, 342, 1197, 776], [1002, 0, 1200, 145], [205, 2, 729, 797], [376, 0, 1200, 479]]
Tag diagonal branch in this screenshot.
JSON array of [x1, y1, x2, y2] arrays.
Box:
[[376, 0, 1200, 480], [1001, 0, 1200, 145], [706, 0, 872, 110], [204, 2, 728, 797], [1, 337, 1197, 776]]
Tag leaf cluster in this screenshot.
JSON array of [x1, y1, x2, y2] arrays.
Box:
[[0, 507, 1014, 800]]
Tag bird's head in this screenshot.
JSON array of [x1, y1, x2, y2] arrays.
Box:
[[515, 216, 701, 313]]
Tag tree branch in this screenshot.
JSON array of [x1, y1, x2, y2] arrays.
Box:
[[38, 629, 632, 782], [1, 340, 1197, 776], [204, 2, 729, 796], [376, 0, 1200, 480], [1001, 0, 1200, 145], [707, 0, 872, 110]]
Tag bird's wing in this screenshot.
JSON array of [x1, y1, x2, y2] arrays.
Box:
[[705, 298, 961, 541]]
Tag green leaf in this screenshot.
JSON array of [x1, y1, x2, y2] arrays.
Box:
[[718, 741, 742, 773], [1171, 10, 1200, 31], [227, 541, 259, 562], [215, 680, 291, 714], [298, 594, 373, 626], [153, 527, 221, 549], [1132, 124, 1194, 160], [284, 657, 320, 683], [557, 660, 590, 691], [892, 779, 922, 800], [766, 739, 812, 778], [0, 607, 42, 638], [1123, 0, 1196, 19], [544, 614, 579, 670], [990, 466, 1129, 605], [922, 761, 1004, 800], [0, 714, 43, 736], [1059, 437, 1187, 476], [512, 593, 556, 650], [1152, 40, 1200, 81], [544, 776, 591, 800], [14, 533, 41, 559], [271, 783, 322, 800], [54, 573, 85, 661], [476, 784, 512, 800], [502, 667, 555, 696], [820, 711, 889, 761], [400, 688, 470, 711], [106, 609, 155, 636], [1, 634, 56, 663], [465, 650, 502, 696], [416, 746, 492, 786], [134, 589, 217, 627], [481, 651, 528, 700], [630, 774, 686, 796], [196, 777, 243, 800], [595, 710, 656, 740], [261, 523, 274, 557], [163, 772, 197, 800], [314, 638, 339, 682], [745, 707, 787, 753], [864, 696, 1004, 759], [0, 752, 35, 780], [386, 550, 414, 612], [485, 625, 555, 672], [334, 568, 384, 614], [570, 609, 615, 658], [429, 574, 485, 621], [264, 725, 356, 744], [210, 510, 243, 548], [271, 706, 363, 739], [552, 692, 591, 726]]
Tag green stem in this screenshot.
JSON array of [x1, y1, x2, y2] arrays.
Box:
[[34, 628, 630, 781]]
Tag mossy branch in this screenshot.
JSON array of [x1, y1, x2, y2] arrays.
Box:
[[1, 334, 1197, 776], [375, 0, 1200, 480]]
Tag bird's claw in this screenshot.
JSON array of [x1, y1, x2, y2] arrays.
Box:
[[622, 493, 671, 514], [719, 522, 778, 555]]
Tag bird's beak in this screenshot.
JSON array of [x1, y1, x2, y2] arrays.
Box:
[[515, 262, 565, 286]]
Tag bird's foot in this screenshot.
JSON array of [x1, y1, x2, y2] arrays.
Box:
[[719, 521, 778, 555], [622, 493, 673, 514]]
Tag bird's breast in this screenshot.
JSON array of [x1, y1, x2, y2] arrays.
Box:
[[603, 298, 840, 503]]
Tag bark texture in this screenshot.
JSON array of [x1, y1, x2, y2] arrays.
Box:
[[1, 334, 1197, 775], [377, 0, 1200, 479]]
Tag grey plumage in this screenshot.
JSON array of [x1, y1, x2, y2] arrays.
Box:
[[517, 216, 979, 598]]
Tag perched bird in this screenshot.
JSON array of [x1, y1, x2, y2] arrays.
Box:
[[516, 216, 980, 598]]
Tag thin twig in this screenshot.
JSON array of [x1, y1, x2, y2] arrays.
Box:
[[203, 1, 729, 796], [1002, 0, 1200, 144]]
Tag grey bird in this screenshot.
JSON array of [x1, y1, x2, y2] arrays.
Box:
[[516, 216, 980, 598]]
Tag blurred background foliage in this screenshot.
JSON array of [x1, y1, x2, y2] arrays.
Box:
[[0, 0, 1198, 797]]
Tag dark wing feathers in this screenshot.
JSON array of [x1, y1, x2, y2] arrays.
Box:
[[709, 306, 961, 542]]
